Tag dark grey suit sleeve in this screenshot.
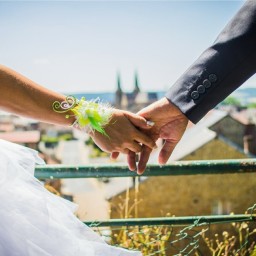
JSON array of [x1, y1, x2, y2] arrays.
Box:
[[165, 0, 256, 123]]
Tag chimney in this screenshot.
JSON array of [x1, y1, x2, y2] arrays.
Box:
[[243, 124, 256, 155]]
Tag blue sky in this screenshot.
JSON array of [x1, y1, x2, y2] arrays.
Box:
[[1, 0, 255, 94]]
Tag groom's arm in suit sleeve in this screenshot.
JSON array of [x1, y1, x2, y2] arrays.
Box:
[[128, 0, 256, 174], [125, 0, 256, 174], [165, 0, 256, 124]]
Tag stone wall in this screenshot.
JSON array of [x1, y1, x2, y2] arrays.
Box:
[[109, 139, 254, 218]]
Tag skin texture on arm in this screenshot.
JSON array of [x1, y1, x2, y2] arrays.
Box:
[[112, 97, 188, 174], [0, 64, 72, 126], [0, 64, 156, 154]]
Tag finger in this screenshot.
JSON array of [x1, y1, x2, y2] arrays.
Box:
[[134, 131, 157, 150], [126, 142, 142, 154], [111, 152, 119, 160], [127, 150, 137, 171], [158, 140, 177, 165], [121, 148, 130, 155], [123, 112, 157, 149], [125, 112, 154, 129], [137, 146, 152, 175]]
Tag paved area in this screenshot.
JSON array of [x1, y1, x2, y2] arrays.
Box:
[[56, 138, 110, 220]]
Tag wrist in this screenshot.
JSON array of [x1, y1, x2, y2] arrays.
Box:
[[163, 97, 187, 119], [155, 97, 188, 124], [53, 96, 113, 135]]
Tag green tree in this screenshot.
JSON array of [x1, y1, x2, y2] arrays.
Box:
[[222, 96, 241, 106], [247, 102, 256, 108]]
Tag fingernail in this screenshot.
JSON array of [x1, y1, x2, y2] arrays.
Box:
[[146, 120, 155, 127]]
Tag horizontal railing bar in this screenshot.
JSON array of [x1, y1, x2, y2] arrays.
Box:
[[83, 214, 256, 227], [35, 159, 256, 179]]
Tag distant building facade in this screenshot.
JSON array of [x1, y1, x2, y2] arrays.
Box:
[[114, 72, 158, 112]]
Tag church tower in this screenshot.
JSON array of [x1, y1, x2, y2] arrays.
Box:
[[133, 71, 140, 95], [115, 72, 123, 108]]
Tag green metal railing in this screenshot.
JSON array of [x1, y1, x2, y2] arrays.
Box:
[[35, 159, 256, 226], [35, 159, 256, 255], [84, 214, 256, 227], [35, 158, 256, 179]]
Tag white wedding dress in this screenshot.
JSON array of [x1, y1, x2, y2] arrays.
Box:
[[0, 139, 141, 256]]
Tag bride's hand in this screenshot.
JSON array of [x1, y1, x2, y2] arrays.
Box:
[[89, 110, 156, 155]]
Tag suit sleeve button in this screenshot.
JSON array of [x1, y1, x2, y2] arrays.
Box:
[[203, 79, 211, 88], [197, 84, 205, 93], [191, 91, 199, 100], [209, 74, 217, 82]]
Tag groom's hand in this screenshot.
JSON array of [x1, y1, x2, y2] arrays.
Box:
[[112, 98, 188, 174]]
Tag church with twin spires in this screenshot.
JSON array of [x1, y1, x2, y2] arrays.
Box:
[[114, 72, 158, 113]]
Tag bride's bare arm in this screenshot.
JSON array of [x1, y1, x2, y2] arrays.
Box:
[[0, 64, 73, 126], [0, 64, 156, 153]]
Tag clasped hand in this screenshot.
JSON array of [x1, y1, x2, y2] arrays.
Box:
[[91, 97, 188, 175]]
